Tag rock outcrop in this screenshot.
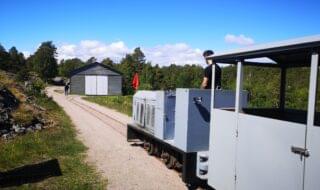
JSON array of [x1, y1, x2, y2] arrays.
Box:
[[0, 86, 52, 140]]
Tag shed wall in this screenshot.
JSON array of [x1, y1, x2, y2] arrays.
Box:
[[70, 75, 85, 94], [108, 76, 122, 95]]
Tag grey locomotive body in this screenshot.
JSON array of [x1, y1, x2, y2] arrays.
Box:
[[127, 88, 246, 186]]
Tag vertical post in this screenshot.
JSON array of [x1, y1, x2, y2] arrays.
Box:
[[279, 67, 286, 110], [208, 62, 216, 170], [211, 63, 216, 109], [306, 53, 319, 128], [235, 61, 243, 113]]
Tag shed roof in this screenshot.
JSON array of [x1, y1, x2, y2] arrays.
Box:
[[70, 62, 122, 76], [209, 35, 320, 67]]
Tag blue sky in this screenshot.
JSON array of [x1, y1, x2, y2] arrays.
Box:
[[0, 0, 319, 65]]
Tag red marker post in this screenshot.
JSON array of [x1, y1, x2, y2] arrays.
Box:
[[132, 73, 139, 91]]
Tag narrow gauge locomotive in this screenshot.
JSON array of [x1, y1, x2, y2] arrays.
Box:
[[127, 88, 248, 186]]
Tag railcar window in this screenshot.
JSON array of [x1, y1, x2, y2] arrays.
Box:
[[151, 106, 155, 127], [136, 102, 139, 121], [220, 63, 236, 111], [146, 104, 150, 126], [243, 66, 281, 109], [285, 67, 310, 110], [221, 64, 237, 91], [135, 101, 138, 120], [140, 103, 144, 124], [241, 65, 310, 124]]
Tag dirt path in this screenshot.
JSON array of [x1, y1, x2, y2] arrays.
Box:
[[46, 86, 186, 190]]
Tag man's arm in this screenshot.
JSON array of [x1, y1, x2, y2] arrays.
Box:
[[201, 77, 208, 89]]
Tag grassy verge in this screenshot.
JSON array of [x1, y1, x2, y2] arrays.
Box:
[[83, 96, 132, 116], [0, 95, 107, 189]]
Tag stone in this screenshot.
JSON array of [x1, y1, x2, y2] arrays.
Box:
[[0, 129, 8, 134], [0, 112, 9, 122], [2, 133, 13, 140], [17, 127, 26, 134], [2, 134, 9, 140], [12, 124, 20, 133], [35, 123, 42, 130], [26, 127, 34, 133]]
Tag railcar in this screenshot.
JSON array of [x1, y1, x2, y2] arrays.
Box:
[[128, 35, 320, 190], [206, 35, 320, 190]]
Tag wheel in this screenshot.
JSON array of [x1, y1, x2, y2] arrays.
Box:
[[166, 155, 177, 169], [174, 161, 183, 171], [147, 143, 155, 155], [143, 141, 150, 150], [161, 152, 170, 165], [186, 183, 198, 190], [144, 142, 155, 155], [153, 145, 161, 157]]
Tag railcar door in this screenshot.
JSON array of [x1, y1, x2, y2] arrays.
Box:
[[235, 114, 306, 190]]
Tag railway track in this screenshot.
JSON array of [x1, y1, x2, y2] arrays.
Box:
[[67, 96, 127, 137], [68, 96, 185, 178]]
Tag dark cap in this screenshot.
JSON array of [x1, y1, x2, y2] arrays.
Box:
[[203, 50, 214, 57]]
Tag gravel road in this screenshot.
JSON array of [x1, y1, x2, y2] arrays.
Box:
[[46, 86, 187, 190]]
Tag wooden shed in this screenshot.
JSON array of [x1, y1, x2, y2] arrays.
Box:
[[69, 62, 122, 95]]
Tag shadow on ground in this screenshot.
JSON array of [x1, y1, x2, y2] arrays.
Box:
[[0, 159, 62, 188]]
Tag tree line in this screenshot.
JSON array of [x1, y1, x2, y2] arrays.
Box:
[[0, 41, 205, 95], [58, 46, 204, 95], [0, 41, 58, 82], [0, 41, 315, 110]]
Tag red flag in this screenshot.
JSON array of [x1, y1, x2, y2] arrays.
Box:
[[132, 73, 139, 90]]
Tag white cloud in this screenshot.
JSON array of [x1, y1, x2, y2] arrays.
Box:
[[143, 43, 203, 66], [225, 34, 255, 45], [22, 51, 30, 58], [56, 40, 204, 66], [80, 40, 100, 48], [57, 40, 130, 62]]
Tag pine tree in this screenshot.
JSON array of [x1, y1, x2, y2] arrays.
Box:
[[30, 41, 58, 80]]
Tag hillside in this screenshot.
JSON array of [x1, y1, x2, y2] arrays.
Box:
[[0, 71, 53, 139], [0, 70, 106, 189]]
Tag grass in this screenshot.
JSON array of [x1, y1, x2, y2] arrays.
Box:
[[0, 71, 107, 189], [83, 95, 133, 116]]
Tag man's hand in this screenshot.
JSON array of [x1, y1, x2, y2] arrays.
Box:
[[201, 77, 208, 89]]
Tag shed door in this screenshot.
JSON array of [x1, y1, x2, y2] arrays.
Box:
[[85, 76, 97, 95], [97, 76, 108, 95]]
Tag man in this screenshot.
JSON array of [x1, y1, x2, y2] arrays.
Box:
[[201, 50, 221, 89], [64, 82, 70, 96]]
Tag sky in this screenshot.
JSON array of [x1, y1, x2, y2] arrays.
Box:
[[0, 0, 319, 66]]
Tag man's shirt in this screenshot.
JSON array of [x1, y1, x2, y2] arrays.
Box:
[[204, 64, 221, 89]]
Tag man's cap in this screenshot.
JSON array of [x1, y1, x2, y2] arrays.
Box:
[[203, 50, 214, 57]]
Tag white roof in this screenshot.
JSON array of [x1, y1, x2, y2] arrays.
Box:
[[209, 35, 320, 59], [134, 90, 157, 100]]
